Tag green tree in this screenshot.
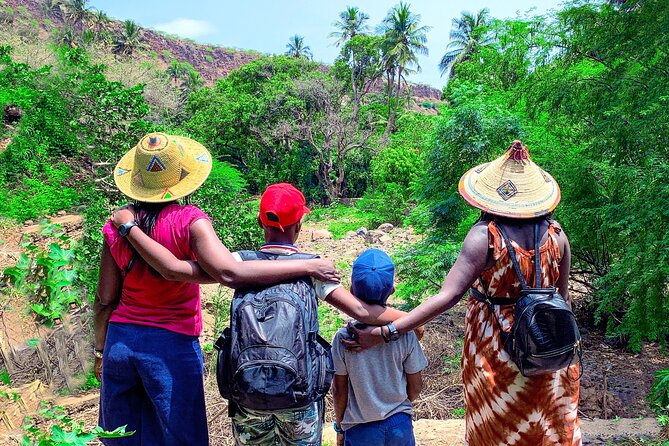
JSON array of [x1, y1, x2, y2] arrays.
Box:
[[332, 34, 384, 117], [379, 2, 430, 133], [439, 8, 491, 78], [328, 6, 370, 47], [285, 34, 312, 59]]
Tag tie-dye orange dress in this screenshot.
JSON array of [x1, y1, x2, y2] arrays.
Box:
[[462, 221, 581, 446]]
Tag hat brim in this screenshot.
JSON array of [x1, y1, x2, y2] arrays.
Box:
[[458, 163, 561, 219], [114, 136, 212, 203]]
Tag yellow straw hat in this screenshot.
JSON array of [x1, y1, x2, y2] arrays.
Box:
[[114, 132, 212, 203], [458, 140, 561, 219]]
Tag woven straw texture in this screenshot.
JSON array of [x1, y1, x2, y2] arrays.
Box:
[[458, 145, 560, 218], [114, 133, 212, 203]]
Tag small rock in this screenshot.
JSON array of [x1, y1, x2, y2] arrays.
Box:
[[345, 231, 357, 238], [364, 230, 385, 243], [311, 229, 333, 240], [379, 234, 392, 243], [355, 227, 368, 236], [57, 210, 66, 216], [24, 220, 34, 226], [377, 223, 394, 233]]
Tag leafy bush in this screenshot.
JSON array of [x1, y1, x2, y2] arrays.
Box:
[[2, 223, 79, 324], [392, 239, 460, 309], [650, 369, 669, 416], [191, 160, 263, 251], [357, 183, 410, 227], [22, 403, 133, 445], [306, 203, 376, 239]]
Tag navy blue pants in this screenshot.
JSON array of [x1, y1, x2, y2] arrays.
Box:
[[345, 413, 415, 446], [99, 323, 208, 446]]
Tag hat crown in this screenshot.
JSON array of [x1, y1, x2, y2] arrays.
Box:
[[458, 140, 561, 219], [259, 183, 310, 230], [133, 132, 192, 189], [351, 249, 395, 306], [114, 132, 212, 203]]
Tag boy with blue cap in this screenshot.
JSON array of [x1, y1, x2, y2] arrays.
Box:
[[331, 249, 428, 446]]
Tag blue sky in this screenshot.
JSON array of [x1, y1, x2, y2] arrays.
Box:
[[89, 1, 565, 89]]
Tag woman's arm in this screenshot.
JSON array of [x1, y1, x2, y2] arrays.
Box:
[[189, 219, 339, 287], [325, 287, 425, 339], [347, 223, 490, 349], [93, 242, 122, 380], [112, 208, 339, 288]]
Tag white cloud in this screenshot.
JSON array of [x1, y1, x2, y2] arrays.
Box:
[[153, 18, 216, 39]]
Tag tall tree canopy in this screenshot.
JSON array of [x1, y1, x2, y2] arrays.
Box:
[[329, 6, 370, 47], [439, 8, 491, 78]]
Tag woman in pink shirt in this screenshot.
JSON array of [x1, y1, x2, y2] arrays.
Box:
[[94, 133, 338, 446]]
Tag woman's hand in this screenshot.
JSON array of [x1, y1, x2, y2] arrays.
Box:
[[336, 433, 344, 446], [111, 204, 136, 228], [308, 258, 341, 283], [342, 321, 384, 351], [95, 356, 103, 382]]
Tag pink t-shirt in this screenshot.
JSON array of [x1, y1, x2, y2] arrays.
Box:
[[102, 204, 209, 337]]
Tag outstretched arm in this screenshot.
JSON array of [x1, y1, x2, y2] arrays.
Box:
[[348, 223, 490, 349], [112, 208, 339, 288], [325, 287, 424, 339]]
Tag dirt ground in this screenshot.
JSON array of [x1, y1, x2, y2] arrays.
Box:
[[0, 218, 668, 445]]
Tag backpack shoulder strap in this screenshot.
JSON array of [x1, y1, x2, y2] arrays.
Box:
[[534, 222, 541, 288], [496, 224, 528, 290]]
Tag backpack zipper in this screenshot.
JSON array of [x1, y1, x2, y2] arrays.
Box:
[[528, 342, 579, 358]]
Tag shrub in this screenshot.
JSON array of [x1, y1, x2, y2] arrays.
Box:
[[392, 239, 460, 309], [191, 160, 263, 251]]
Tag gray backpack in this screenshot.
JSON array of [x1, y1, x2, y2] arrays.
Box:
[[214, 251, 334, 411]]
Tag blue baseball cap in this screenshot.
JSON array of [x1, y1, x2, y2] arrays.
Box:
[[351, 249, 395, 306]]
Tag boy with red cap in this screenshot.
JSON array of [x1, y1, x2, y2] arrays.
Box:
[[227, 183, 414, 446]]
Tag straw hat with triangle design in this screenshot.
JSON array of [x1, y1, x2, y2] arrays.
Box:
[[458, 140, 561, 219], [114, 132, 212, 203]]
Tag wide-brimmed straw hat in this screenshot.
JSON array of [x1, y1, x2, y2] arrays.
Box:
[[458, 140, 560, 219], [114, 132, 212, 203]]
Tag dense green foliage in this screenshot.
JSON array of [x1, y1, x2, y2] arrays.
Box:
[[413, 0, 669, 348]]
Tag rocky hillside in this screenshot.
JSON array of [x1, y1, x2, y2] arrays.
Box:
[[3, 0, 443, 101]]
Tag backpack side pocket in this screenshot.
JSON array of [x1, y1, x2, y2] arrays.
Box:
[[214, 327, 232, 399]]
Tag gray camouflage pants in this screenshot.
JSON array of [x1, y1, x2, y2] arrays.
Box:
[[231, 400, 323, 446]]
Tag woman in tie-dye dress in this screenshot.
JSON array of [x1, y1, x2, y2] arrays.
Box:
[[348, 141, 581, 446]]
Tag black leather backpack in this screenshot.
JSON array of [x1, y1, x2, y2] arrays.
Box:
[[471, 222, 582, 377]]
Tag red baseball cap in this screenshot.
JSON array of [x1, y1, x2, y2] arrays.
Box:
[[259, 183, 310, 231]]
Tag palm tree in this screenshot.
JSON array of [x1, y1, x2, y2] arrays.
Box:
[[439, 8, 491, 78], [90, 9, 110, 33], [62, 0, 93, 31], [285, 35, 312, 59], [181, 69, 204, 95], [39, 0, 64, 21], [166, 60, 187, 86], [328, 6, 370, 47], [53, 25, 77, 48], [379, 2, 430, 133], [113, 20, 144, 56]]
